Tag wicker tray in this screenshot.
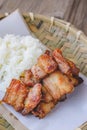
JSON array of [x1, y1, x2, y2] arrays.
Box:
[[0, 12, 87, 130], [24, 13, 87, 77], [0, 12, 87, 76]]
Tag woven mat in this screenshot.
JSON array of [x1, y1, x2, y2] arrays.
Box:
[[0, 104, 28, 130]]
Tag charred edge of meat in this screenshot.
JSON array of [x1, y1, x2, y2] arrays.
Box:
[[75, 76, 83, 86], [59, 95, 67, 102]]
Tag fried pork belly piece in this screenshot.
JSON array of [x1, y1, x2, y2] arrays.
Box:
[[38, 52, 57, 74], [66, 59, 79, 76], [31, 64, 47, 79], [52, 49, 71, 75], [22, 83, 42, 115], [32, 101, 55, 118], [14, 84, 28, 111], [43, 71, 74, 101], [41, 85, 54, 103], [32, 85, 55, 118], [3, 79, 28, 111], [2, 49, 83, 119], [3, 79, 20, 105], [20, 70, 39, 87]]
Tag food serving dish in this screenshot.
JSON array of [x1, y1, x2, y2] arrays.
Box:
[[0, 11, 87, 130]]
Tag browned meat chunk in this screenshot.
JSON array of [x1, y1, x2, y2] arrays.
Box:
[[52, 49, 71, 75], [3, 79, 28, 111], [31, 64, 47, 79], [14, 84, 28, 111], [66, 59, 79, 76], [41, 86, 54, 103], [20, 70, 39, 87], [32, 102, 55, 118], [38, 53, 57, 74], [43, 71, 74, 101], [22, 83, 42, 115], [2, 48, 83, 119]]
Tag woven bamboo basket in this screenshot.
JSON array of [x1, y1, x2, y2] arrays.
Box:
[[19, 13, 87, 77], [0, 13, 87, 76], [0, 13, 87, 130]]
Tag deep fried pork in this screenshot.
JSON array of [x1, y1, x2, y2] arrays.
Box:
[[52, 49, 71, 75], [38, 52, 57, 74], [32, 102, 54, 118], [22, 83, 42, 115], [20, 70, 39, 87], [43, 71, 74, 101], [3, 79, 28, 111], [31, 64, 47, 79], [41, 86, 53, 103], [66, 59, 79, 76], [2, 48, 83, 118], [52, 49, 80, 77], [32, 84, 55, 118]]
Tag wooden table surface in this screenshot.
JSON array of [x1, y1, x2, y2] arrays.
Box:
[[0, 0, 87, 35]]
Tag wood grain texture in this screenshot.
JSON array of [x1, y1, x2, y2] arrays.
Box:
[[67, 0, 87, 35], [0, 0, 87, 32], [0, 0, 73, 18]]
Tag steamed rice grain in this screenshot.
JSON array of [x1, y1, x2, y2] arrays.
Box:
[[0, 35, 47, 92]]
